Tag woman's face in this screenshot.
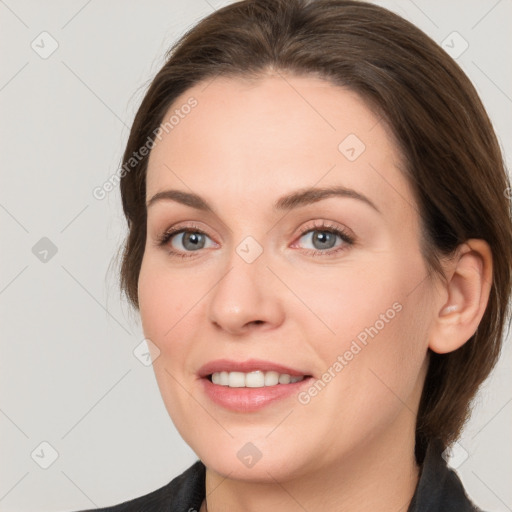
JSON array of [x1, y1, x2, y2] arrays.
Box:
[[138, 74, 438, 481]]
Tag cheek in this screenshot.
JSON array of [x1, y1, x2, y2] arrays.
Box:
[[287, 260, 407, 343], [292, 254, 431, 402], [137, 256, 211, 396], [138, 257, 198, 340], [137, 258, 202, 424], [293, 299, 429, 453]]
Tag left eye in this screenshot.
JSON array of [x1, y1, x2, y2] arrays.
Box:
[[170, 231, 215, 252], [297, 229, 346, 251]]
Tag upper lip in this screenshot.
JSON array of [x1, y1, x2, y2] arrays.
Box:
[[198, 358, 311, 378]]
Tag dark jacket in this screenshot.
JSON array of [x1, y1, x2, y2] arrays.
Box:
[[75, 440, 482, 511]]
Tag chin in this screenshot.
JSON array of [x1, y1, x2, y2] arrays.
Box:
[[202, 449, 305, 482], [183, 428, 320, 483]]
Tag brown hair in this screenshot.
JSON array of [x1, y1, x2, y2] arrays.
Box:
[[118, 0, 512, 457]]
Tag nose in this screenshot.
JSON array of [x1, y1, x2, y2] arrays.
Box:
[[207, 248, 286, 336]]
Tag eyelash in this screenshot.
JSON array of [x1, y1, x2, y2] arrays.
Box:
[[155, 221, 355, 259]]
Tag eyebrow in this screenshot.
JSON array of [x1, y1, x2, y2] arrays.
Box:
[[146, 185, 380, 214]]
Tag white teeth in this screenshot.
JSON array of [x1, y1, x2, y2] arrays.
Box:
[[278, 374, 291, 384], [210, 370, 306, 388], [246, 371, 265, 388], [228, 371, 246, 388], [264, 371, 279, 386]]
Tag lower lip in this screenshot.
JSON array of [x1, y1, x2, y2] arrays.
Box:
[[200, 377, 313, 412]]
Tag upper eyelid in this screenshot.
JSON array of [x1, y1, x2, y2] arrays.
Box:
[[162, 220, 348, 237]]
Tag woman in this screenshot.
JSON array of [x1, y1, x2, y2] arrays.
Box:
[[79, 0, 512, 510]]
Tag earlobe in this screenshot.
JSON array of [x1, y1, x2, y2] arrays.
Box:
[[428, 239, 493, 355]]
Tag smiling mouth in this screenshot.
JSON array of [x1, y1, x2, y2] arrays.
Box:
[[207, 370, 312, 388]]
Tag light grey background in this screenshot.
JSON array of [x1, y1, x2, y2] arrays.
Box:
[[0, 1, 510, 510]]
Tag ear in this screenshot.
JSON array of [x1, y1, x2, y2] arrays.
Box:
[[428, 239, 493, 354]]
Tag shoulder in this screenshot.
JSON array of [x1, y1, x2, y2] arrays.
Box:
[[71, 460, 205, 512]]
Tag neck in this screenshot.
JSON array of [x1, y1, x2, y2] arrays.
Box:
[[203, 428, 420, 512]]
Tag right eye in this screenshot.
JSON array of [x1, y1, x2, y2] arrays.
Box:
[[157, 226, 217, 258]]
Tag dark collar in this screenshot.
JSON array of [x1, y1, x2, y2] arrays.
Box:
[[407, 439, 481, 511]]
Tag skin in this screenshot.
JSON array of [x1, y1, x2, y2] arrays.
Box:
[[138, 73, 492, 512]]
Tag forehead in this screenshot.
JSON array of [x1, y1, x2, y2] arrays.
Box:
[[145, 73, 412, 219]]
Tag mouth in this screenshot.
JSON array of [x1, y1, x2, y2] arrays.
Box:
[[197, 359, 314, 412], [207, 370, 308, 387]]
